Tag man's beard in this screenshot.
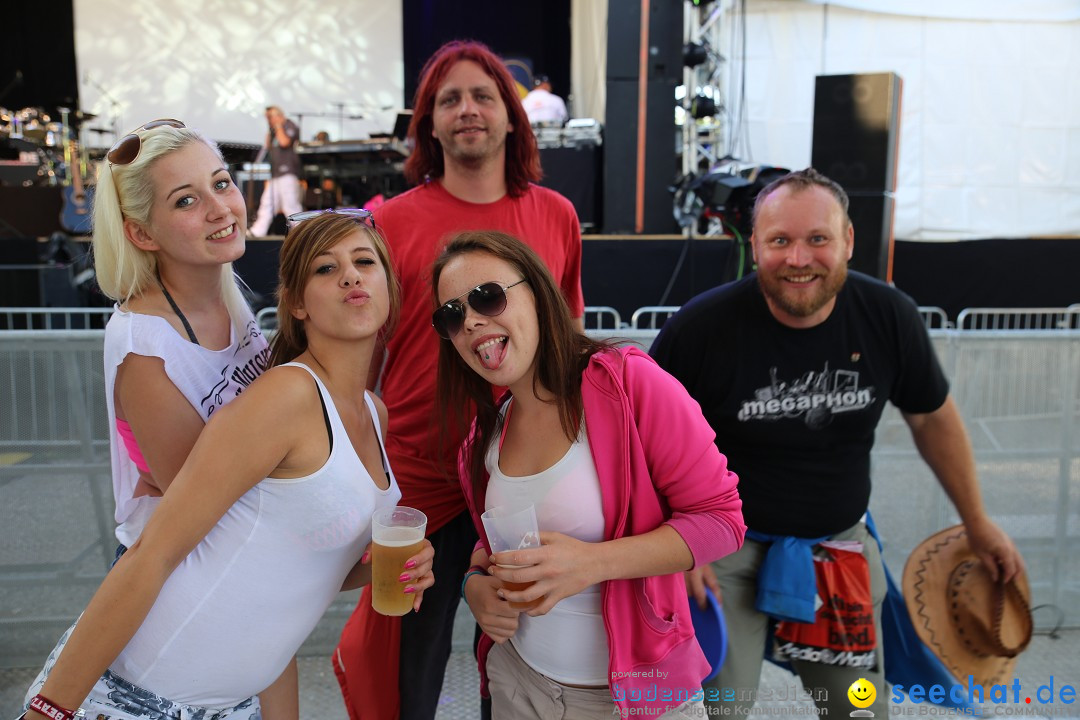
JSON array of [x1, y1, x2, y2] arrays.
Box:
[[757, 264, 848, 319], [443, 131, 506, 168]]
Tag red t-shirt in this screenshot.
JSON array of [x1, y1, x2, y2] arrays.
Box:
[[373, 180, 584, 532]]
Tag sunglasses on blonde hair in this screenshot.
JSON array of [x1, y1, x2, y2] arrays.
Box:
[[106, 119, 186, 166]]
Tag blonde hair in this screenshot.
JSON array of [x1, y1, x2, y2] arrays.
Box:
[[91, 124, 250, 332]]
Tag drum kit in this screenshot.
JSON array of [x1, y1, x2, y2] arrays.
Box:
[[0, 106, 98, 233], [0, 105, 98, 181]]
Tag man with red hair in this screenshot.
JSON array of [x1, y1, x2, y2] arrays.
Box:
[[333, 39, 584, 720]]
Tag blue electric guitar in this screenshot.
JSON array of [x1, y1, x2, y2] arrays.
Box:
[[56, 108, 95, 235], [60, 140, 94, 235]]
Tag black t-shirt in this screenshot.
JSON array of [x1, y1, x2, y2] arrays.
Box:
[[650, 272, 949, 538]]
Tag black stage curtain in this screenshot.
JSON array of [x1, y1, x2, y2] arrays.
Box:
[[892, 239, 1080, 321], [401, 0, 571, 110], [0, 2, 79, 116]]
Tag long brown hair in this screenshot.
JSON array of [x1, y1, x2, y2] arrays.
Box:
[[404, 40, 541, 197], [431, 230, 610, 502], [268, 213, 400, 367]]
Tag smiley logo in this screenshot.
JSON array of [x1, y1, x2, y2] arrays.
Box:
[[848, 678, 877, 709]]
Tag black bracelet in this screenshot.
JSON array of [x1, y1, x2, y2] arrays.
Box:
[[461, 567, 487, 600]]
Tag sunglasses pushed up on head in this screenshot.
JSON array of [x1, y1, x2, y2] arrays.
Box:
[[285, 207, 377, 231], [431, 279, 527, 339], [106, 119, 186, 166]]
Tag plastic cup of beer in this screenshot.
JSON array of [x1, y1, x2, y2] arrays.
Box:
[[371, 506, 427, 616], [481, 502, 542, 611]]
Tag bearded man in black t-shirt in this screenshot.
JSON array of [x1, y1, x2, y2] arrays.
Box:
[[650, 168, 1023, 718]]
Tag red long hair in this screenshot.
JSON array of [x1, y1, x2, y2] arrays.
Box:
[[404, 40, 541, 197]]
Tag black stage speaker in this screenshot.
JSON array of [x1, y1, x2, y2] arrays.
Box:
[[539, 146, 602, 230], [602, 1, 681, 234], [847, 193, 895, 281], [603, 79, 679, 234], [607, 1, 682, 82], [0, 187, 63, 239], [812, 73, 901, 280], [0, 264, 81, 310], [812, 73, 901, 192]]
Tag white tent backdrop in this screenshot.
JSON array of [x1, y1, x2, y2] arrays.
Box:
[[715, 0, 1080, 240], [72, 0, 404, 148]]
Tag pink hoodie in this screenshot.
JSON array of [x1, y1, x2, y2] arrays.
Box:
[[461, 346, 745, 716]]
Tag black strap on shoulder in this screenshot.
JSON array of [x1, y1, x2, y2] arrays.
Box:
[[156, 269, 199, 345], [314, 376, 333, 453]]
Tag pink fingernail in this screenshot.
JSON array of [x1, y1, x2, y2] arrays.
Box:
[[360, 551, 370, 564], [404, 560, 417, 570], [403, 586, 416, 594], [398, 573, 411, 582]]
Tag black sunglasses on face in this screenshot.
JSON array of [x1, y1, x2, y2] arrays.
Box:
[[432, 279, 527, 339], [107, 119, 186, 166], [286, 207, 377, 231]]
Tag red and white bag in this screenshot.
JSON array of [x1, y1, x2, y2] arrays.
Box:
[[774, 542, 877, 671]]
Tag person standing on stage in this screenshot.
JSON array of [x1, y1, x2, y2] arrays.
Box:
[[332, 39, 584, 720], [522, 75, 568, 126], [249, 106, 303, 237]]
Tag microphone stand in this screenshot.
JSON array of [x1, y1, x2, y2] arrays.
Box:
[[83, 73, 123, 141], [330, 102, 346, 140]]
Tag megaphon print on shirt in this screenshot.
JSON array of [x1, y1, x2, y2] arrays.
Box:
[[737, 363, 876, 429]]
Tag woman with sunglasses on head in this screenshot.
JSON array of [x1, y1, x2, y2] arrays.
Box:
[[21, 211, 434, 720], [72, 119, 303, 717], [93, 121, 269, 559], [432, 231, 746, 719]]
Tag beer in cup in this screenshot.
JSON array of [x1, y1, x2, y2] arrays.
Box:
[[481, 502, 542, 611], [371, 506, 427, 616]]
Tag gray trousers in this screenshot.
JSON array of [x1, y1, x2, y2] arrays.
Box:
[[487, 640, 707, 719], [705, 521, 889, 717]]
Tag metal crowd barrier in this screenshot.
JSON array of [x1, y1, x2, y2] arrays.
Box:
[[2, 312, 1079, 669], [957, 306, 1080, 331], [257, 305, 629, 332], [624, 305, 952, 332], [0, 307, 115, 331], [256, 306, 279, 333], [584, 306, 622, 330], [630, 306, 681, 330], [249, 304, 955, 334], [918, 306, 951, 330]]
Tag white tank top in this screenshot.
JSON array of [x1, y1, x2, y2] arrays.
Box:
[[485, 401, 610, 685], [110, 362, 401, 708], [103, 305, 271, 546]]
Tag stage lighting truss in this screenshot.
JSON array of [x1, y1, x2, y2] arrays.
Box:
[[677, 0, 729, 233]]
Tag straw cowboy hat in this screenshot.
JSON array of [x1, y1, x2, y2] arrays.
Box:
[[902, 525, 1033, 687]]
